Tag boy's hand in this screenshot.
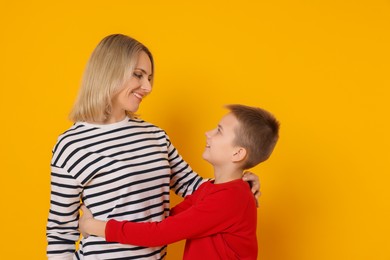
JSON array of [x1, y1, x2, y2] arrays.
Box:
[[242, 171, 261, 207], [79, 204, 93, 238]]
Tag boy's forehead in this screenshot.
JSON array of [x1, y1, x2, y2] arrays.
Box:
[[219, 113, 239, 128]]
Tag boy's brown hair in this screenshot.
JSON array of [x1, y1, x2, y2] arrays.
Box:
[[226, 104, 280, 169]]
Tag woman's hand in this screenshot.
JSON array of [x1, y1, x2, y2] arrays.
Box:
[[242, 171, 261, 207]]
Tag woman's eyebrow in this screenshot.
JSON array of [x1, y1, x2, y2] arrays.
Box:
[[134, 68, 152, 76]]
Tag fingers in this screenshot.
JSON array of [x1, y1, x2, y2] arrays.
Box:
[[250, 182, 260, 193], [80, 204, 87, 212], [79, 205, 90, 238], [243, 171, 261, 192], [243, 171, 261, 208], [243, 171, 261, 185], [242, 171, 251, 181], [251, 185, 261, 196], [253, 190, 261, 198], [81, 232, 89, 239], [80, 204, 93, 217]]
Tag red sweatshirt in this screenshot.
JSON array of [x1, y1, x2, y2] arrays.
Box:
[[106, 179, 258, 259]]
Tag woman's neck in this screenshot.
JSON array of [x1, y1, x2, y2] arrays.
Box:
[[100, 112, 127, 124], [104, 115, 126, 124]]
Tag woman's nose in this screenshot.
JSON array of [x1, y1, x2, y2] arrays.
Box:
[[141, 79, 152, 92]]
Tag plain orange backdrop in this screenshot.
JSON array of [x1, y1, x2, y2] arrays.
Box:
[[0, 1, 389, 259]]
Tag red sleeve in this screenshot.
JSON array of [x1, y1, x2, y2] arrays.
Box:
[[170, 194, 194, 216], [105, 186, 248, 247]]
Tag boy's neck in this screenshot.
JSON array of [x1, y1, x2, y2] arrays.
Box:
[[213, 166, 243, 184]]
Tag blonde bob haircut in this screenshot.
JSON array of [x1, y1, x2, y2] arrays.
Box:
[[69, 34, 154, 123]]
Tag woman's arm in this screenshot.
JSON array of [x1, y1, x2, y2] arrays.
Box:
[[243, 171, 261, 206], [165, 133, 205, 197], [46, 166, 82, 260]]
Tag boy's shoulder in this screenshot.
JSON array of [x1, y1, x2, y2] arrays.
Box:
[[198, 180, 253, 199], [195, 180, 256, 212]]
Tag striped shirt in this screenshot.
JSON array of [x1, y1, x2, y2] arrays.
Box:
[[46, 117, 204, 259]]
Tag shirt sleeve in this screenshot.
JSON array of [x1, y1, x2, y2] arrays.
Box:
[[169, 192, 195, 216], [105, 186, 246, 247], [46, 165, 82, 259], [165, 132, 206, 197]]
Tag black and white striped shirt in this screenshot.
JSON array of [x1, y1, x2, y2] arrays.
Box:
[[46, 117, 204, 259]]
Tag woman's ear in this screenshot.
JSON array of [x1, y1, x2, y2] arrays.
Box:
[[232, 147, 247, 163]]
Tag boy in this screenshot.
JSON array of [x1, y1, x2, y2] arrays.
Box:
[[79, 104, 280, 259]]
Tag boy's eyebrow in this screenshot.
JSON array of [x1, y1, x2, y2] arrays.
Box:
[[218, 124, 223, 131]]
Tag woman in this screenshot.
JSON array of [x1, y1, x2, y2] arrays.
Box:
[[46, 34, 259, 259]]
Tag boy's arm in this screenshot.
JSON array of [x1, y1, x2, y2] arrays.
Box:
[[79, 191, 195, 238], [79, 205, 107, 238], [102, 187, 251, 247], [170, 192, 195, 216]]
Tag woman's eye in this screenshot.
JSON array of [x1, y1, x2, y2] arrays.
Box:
[[133, 73, 142, 79]]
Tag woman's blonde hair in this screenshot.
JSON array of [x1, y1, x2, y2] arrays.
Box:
[[69, 34, 154, 123]]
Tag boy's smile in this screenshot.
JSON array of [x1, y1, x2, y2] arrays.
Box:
[[202, 113, 240, 167]]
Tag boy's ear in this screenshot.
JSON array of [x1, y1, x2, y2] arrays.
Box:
[[232, 147, 247, 163]]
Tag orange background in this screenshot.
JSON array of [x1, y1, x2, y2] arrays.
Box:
[[0, 1, 389, 259]]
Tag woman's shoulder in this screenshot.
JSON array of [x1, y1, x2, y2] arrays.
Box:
[[51, 123, 96, 157], [129, 118, 163, 129], [57, 118, 163, 138], [56, 123, 91, 142], [52, 118, 167, 155]]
